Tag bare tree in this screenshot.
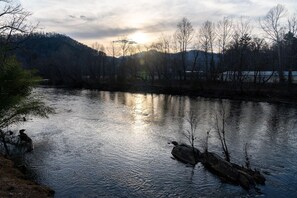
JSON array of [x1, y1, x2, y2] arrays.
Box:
[[0, 0, 35, 64], [0, 0, 53, 155], [260, 4, 287, 82], [0, 1, 32, 35], [203, 129, 211, 153], [244, 143, 251, 169], [199, 22, 210, 77], [217, 17, 233, 59], [127, 43, 139, 79], [190, 34, 201, 80], [230, 16, 253, 85], [114, 36, 132, 57], [113, 36, 133, 81], [235, 16, 253, 38], [107, 41, 119, 81], [149, 34, 174, 81], [171, 34, 182, 80], [91, 42, 106, 80], [184, 111, 198, 151], [215, 103, 230, 162], [288, 12, 297, 35], [200, 20, 216, 80], [216, 17, 233, 81], [156, 34, 172, 79], [175, 17, 194, 80]]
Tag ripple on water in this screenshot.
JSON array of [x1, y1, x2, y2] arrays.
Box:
[[15, 88, 297, 197]]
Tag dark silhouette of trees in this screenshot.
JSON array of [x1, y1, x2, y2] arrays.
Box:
[[91, 42, 107, 81], [175, 17, 194, 80], [288, 12, 297, 35], [4, 3, 296, 99], [217, 17, 233, 79], [260, 4, 287, 82], [282, 31, 297, 83], [184, 111, 199, 153], [199, 20, 217, 80], [0, 0, 52, 154], [215, 104, 230, 162], [150, 34, 172, 81], [107, 41, 119, 81]]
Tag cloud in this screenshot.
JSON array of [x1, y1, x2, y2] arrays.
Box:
[[68, 26, 140, 40], [80, 15, 96, 22], [19, 0, 297, 46], [113, 39, 137, 44]]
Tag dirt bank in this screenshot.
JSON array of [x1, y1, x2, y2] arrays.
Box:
[[0, 155, 54, 198]]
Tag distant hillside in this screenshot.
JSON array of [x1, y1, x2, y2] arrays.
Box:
[[17, 33, 97, 65], [126, 49, 219, 71], [14, 33, 220, 84], [15, 33, 109, 84]]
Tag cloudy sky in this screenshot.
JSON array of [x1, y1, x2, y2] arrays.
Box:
[[19, 0, 297, 47]]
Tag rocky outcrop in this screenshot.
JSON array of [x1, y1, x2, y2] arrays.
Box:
[[1, 130, 34, 153]]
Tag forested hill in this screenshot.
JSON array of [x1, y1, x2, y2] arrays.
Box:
[[17, 33, 99, 69], [15, 33, 108, 85], [14, 33, 219, 85]]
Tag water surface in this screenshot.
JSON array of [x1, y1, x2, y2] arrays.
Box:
[[13, 88, 297, 197]]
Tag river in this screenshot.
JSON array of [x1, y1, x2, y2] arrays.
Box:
[[14, 88, 297, 197]]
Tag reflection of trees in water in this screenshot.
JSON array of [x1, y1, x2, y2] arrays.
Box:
[[94, 91, 297, 152], [95, 92, 167, 124], [266, 104, 297, 146]]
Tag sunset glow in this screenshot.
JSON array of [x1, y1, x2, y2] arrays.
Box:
[[129, 32, 149, 44], [18, 0, 297, 47]]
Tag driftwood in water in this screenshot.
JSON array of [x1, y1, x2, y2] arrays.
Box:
[[231, 162, 266, 185], [171, 142, 265, 190], [171, 143, 201, 166], [200, 152, 265, 190]]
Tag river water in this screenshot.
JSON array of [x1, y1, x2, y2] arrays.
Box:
[[13, 88, 297, 197]]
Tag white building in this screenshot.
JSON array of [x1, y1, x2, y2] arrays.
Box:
[[220, 71, 297, 83]]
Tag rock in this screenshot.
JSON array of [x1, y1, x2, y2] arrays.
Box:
[[17, 165, 27, 174], [19, 140, 34, 152], [171, 144, 201, 165]]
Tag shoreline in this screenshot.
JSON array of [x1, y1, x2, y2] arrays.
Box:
[[0, 155, 54, 198], [40, 81, 297, 105]]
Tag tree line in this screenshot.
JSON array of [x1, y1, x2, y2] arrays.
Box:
[[4, 4, 297, 88], [88, 4, 296, 85], [0, 0, 52, 154]]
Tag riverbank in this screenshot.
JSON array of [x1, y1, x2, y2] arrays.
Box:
[[0, 155, 54, 197], [43, 80, 297, 105]]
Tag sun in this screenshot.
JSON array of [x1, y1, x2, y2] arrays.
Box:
[[130, 32, 148, 44]]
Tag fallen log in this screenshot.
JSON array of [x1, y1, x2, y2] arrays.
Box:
[[201, 152, 258, 190], [231, 163, 266, 185], [171, 143, 265, 190], [171, 142, 201, 166]]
